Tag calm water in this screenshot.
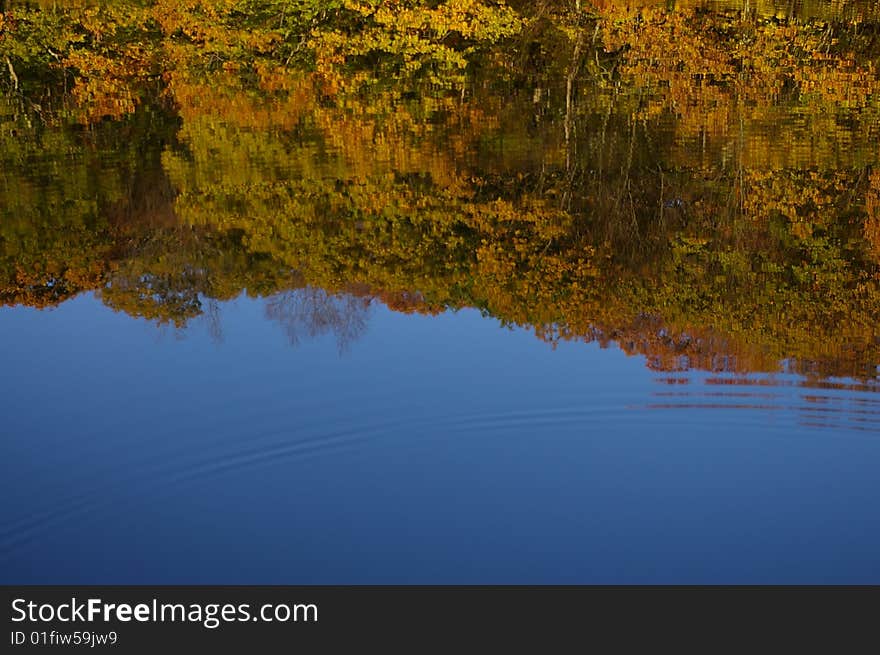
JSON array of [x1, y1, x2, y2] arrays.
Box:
[[2, 0, 880, 583]]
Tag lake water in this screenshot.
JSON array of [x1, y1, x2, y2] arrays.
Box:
[[2, 0, 880, 583]]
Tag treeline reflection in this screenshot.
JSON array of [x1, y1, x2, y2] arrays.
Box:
[[2, 0, 880, 379]]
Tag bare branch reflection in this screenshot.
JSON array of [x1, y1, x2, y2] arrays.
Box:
[[203, 297, 224, 344], [264, 288, 371, 353]]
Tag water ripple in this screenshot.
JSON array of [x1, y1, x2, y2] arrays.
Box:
[[644, 374, 880, 435], [4, 374, 879, 558]]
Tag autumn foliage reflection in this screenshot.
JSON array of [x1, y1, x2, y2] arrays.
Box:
[[3, 0, 880, 378]]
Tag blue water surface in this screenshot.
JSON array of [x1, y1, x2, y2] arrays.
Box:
[[1, 292, 879, 584]]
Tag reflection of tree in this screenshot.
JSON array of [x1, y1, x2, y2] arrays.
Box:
[[202, 297, 224, 344], [4, 1, 880, 378], [264, 288, 371, 353]]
